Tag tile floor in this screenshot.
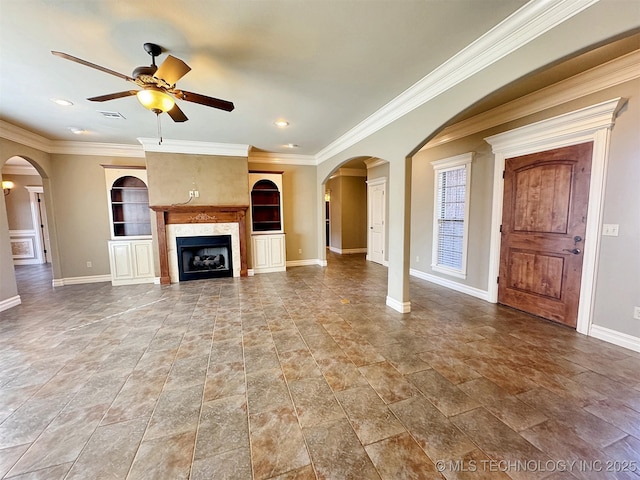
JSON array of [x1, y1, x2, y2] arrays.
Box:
[[0, 253, 639, 479]]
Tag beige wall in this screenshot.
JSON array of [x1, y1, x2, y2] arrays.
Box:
[[326, 176, 342, 250], [248, 163, 318, 265], [147, 152, 249, 206], [340, 176, 367, 251], [325, 174, 367, 252], [3, 174, 42, 230], [591, 80, 640, 337], [49, 154, 146, 279]]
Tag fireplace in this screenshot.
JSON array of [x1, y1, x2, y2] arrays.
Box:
[[151, 205, 248, 284], [177, 235, 232, 281]]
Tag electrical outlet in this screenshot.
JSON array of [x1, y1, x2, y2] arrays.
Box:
[[602, 224, 619, 236], [194, 190, 199, 198], [298, 249, 302, 254], [634, 307, 640, 321], [86, 261, 92, 268], [416, 256, 420, 262]]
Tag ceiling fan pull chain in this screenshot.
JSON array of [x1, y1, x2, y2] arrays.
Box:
[[157, 113, 163, 145]]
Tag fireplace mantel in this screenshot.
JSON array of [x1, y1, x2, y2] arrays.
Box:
[[151, 205, 249, 284]]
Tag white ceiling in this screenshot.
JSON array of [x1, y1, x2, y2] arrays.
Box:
[[1, 0, 533, 156]]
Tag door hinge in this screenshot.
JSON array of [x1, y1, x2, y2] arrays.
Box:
[[502, 170, 505, 179], [499, 224, 502, 233], [497, 276, 500, 284]]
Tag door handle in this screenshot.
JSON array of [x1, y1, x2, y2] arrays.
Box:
[[563, 248, 581, 255]]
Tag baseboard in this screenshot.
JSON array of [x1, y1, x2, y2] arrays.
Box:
[[386, 296, 411, 313], [286, 259, 324, 267], [589, 324, 640, 353], [52, 274, 112, 287], [111, 277, 156, 286], [13, 259, 42, 266], [0, 295, 21, 312], [329, 247, 367, 255], [410, 268, 490, 301]]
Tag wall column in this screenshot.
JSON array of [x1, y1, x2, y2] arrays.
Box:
[[385, 156, 412, 313]]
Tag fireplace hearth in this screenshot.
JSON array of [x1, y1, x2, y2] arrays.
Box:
[[177, 235, 232, 281]]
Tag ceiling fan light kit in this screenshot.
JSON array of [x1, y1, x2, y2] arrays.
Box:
[[136, 87, 175, 113], [51, 43, 234, 125]]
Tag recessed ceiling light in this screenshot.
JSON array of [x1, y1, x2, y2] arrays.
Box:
[[50, 98, 73, 106], [284, 143, 299, 149], [274, 120, 289, 128], [67, 127, 86, 134]]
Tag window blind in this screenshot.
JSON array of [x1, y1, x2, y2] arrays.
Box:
[[436, 167, 466, 270]]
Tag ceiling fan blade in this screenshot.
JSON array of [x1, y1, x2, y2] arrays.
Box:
[[51, 51, 134, 82], [167, 103, 188, 122], [172, 89, 235, 112], [87, 90, 138, 102], [154, 55, 191, 86]]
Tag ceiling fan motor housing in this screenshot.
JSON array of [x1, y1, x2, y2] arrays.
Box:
[[132, 65, 158, 84]]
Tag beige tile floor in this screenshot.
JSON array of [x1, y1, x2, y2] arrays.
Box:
[[0, 253, 639, 479]]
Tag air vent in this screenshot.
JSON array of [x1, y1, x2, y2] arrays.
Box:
[[98, 111, 126, 119]]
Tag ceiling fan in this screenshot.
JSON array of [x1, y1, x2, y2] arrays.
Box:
[[51, 43, 234, 123]]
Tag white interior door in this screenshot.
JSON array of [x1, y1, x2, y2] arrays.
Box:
[[368, 180, 386, 265]]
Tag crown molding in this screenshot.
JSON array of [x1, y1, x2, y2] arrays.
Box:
[[249, 151, 317, 166], [1, 164, 39, 175], [0, 120, 53, 152], [426, 50, 640, 149], [484, 97, 626, 154], [0, 120, 145, 157], [315, 0, 599, 164], [329, 167, 367, 179], [363, 157, 387, 169], [138, 138, 250, 157], [49, 141, 144, 157]]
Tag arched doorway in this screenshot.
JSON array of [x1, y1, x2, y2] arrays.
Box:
[[1, 156, 54, 302]]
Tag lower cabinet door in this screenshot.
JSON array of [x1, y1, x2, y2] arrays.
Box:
[[108, 239, 155, 285], [109, 241, 133, 281], [252, 234, 286, 273]]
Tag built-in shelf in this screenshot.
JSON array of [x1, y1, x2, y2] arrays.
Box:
[[251, 179, 282, 232], [110, 176, 151, 237]]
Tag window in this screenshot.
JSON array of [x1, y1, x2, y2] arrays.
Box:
[[431, 153, 473, 278]]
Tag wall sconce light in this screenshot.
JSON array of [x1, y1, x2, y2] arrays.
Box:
[[2, 180, 15, 196]]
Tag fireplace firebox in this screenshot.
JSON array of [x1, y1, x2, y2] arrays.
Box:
[[176, 235, 233, 281]]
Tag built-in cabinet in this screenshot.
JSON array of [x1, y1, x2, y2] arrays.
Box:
[[103, 166, 155, 285], [108, 239, 155, 285], [249, 172, 286, 273]]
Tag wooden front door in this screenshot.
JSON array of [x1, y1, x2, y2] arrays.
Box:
[[498, 142, 593, 327]]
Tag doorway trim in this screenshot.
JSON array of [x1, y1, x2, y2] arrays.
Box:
[[24, 185, 49, 264], [485, 97, 626, 335]]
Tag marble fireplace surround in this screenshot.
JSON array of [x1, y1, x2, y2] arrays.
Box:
[[151, 205, 249, 284]]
